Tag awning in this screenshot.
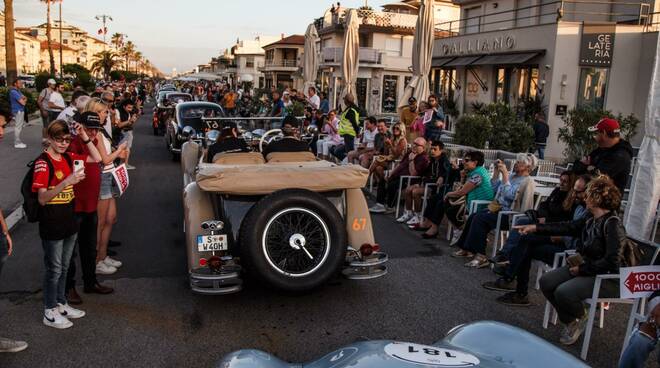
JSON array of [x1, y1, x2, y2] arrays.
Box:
[[431, 57, 455, 67], [470, 52, 541, 66], [444, 55, 483, 67]]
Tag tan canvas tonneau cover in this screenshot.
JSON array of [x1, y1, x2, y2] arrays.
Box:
[[196, 161, 369, 195]]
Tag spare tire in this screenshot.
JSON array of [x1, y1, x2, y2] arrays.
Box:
[[239, 189, 346, 292]]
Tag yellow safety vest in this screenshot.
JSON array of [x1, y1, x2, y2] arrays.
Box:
[[338, 107, 359, 137]]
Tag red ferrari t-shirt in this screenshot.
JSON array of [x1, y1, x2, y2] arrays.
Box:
[[32, 151, 86, 240], [68, 137, 101, 213]]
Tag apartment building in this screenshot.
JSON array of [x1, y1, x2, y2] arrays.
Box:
[[431, 0, 659, 159], [314, 0, 460, 114], [260, 34, 305, 90]]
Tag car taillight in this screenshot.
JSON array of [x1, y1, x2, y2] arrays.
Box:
[[360, 243, 380, 257], [199, 258, 207, 267], [208, 256, 223, 272]]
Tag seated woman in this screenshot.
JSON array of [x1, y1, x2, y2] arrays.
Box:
[[315, 110, 341, 160], [412, 150, 494, 239], [370, 122, 407, 184], [452, 153, 538, 268], [515, 175, 625, 346], [206, 122, 249, 163], [397, 140, 450, 227], [482, 174, 593, 304]]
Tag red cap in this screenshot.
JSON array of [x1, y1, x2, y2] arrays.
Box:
[[588, 118, 620, 133]]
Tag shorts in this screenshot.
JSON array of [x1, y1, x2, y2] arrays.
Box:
[[120, 130, 134, 149], [99, 172, 119, 200]]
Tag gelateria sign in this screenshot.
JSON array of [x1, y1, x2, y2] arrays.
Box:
[[440, 35, 515, 56], [579, 23, 616, 67]]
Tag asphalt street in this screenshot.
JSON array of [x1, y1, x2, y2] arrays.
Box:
[[0, 105, 637, 368]]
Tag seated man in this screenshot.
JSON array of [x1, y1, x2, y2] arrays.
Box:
[[482, 174, 592, 305], [346, 116, 377, 167], [369, 137, 429, 214], [206, 121, 250, 163], [262, 115, 310, 158], [452, 153, 538, 268]]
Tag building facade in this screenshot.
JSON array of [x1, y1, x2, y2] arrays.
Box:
[[0, 12, 42, 75], [260, 35, 305, 90], [315, 0, 460, 115], [431, 0, 658, 159]]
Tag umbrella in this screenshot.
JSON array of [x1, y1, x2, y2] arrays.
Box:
[[398, 0, 435, 110], [340, 9, 360, 108], [303, 23, 319, 92], [624, 37, 660, 240]]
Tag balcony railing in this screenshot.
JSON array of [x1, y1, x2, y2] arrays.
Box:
[[434, 0, 652, 38], [264, 59, 298, 68], [316, 9, 417, 31], [322, 47, 382, 64]]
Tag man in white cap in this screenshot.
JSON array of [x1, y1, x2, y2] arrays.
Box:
[[37, 78, 57, 139]]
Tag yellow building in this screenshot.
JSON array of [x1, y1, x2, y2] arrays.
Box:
[[0, 13, 42, 75], [39, 41, 77, 72]]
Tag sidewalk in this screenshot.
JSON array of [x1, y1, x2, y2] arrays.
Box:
[[0, 114, 43, 219]]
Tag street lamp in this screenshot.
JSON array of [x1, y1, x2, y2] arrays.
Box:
[[95, 14, 113, 49]]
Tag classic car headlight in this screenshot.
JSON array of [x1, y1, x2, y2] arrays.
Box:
[[181, 126, 196, 140], [205, 130, 220, 144]]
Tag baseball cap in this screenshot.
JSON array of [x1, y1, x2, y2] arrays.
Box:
[[47, 78, 56, 85], [408, 97, 417, 104], [78, 111, 103, 129], [588, 118, 620, 133]]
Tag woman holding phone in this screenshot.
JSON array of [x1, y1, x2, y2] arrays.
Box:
[[515, 175, 626, 346]]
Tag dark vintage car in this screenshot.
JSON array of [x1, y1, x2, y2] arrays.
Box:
[[166, 101, 225, 160], [152, 92, 192, 135], [216, 321, 589, 368]]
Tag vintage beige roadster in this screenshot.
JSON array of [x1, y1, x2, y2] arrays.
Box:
[[180, 135, 388, 294]]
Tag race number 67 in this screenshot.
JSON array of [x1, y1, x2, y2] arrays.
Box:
[[352, 218, 367, 231]]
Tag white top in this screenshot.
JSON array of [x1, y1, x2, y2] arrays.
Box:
[[363, 128, 377, 149], [307, 94, 320, 110], [100, 134, 115, 173], [48, 91, 65, 111]]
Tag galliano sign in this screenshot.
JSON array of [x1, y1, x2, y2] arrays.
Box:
[[440, 35, 516, 56]]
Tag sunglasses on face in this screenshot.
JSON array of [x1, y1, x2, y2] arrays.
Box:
[[463, 158, 473, 162]]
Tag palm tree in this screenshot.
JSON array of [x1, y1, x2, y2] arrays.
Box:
[[40, 0, 55, 74], [4, 0, 17, 85], [120, 41, 135, 72], [91, 50, 118, 80], [110, 32, 123, 49], [133, 51, 142, 73]]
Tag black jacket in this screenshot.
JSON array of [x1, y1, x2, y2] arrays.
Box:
[[206, 137, 249, 163], [533, 121, 549, 145], [422, 153, 450, 184], [536, 212, 627, 276], [262, 136, 310, 158], [536, 188, 571, 223], [573, 139, 633, 193]]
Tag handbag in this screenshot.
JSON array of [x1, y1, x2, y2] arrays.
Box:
[[487, 200, 502, 213]]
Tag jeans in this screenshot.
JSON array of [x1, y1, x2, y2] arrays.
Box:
[[536, 145, 546, 160], [619, 329, 659, 368], [41, 234, 77, 309], [506, 235, 564, 294], [13, 110, 25, 144], [66, 212, 99, 291], [456, 209, 510, 255], [539, 266, 619, 324], [0, 233, 8, 276]]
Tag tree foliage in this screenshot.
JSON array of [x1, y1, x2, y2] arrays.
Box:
[[63, 63, 94, 91], [91, 50, 118, 81]]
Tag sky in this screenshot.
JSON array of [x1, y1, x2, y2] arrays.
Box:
[[11, 0, 391, 75]]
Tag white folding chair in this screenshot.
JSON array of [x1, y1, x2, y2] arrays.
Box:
[[579, 238, 660, 360], [446, 199, 489, 241], [419, 182, 439, 215], [537, 160, 556, 177], [620, 295, 651, 361], [395, 175, 420, 218]]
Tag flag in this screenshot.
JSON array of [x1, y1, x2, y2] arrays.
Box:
[[97, 28, 103, 35]]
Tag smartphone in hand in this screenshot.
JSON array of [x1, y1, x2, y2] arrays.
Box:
[[73, 160, 85, 174]]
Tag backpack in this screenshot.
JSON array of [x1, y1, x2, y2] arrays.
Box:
[[21, 153, 72, 223], [603, 216, 643, 267]]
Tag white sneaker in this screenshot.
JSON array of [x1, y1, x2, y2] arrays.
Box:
[[14, 142, 26, 149], [369, 203, 386, 213], [96, 261, 117, 275], [57, 303, 85, 319], [406, 214, 421, 226], [103, 256, 122, 268], [396, 212, 413, 223], [43, 307, 72, 329]]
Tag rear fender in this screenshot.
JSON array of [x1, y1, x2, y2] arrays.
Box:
[[345, 188, 375, 250], [183, 182, 215, 271]]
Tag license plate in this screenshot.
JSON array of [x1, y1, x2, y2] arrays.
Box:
[[197, 234, 228, 252]]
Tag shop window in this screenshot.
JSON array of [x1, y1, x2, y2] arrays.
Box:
[[577, 67, 608, 110], [495, 66, 539, 103], [440, 69, 457, 100], [382, 75, 398, 113]]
